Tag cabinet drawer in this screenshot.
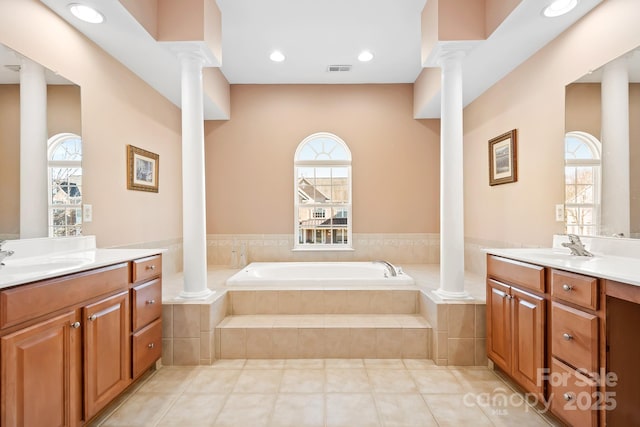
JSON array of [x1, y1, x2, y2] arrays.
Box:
[[551, 269, 598, 310], [132, 279, 162, 331], [0, 263, 129, 330], [549, 358, 598, 427], [551, 302, 598, 373], [132, 318, 162, 378], [132, 255, 161, 284], [487, 255, 545, 293]]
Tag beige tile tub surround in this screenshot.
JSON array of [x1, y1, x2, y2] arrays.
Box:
[[206, 233, 440, 265], [94, 360, 555, 427]]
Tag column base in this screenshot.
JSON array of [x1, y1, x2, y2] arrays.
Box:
[[178, 288, 215, 300], [432, 288, 473, 301]]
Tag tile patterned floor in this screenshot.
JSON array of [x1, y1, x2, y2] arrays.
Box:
[[92, 359, 557, 427]]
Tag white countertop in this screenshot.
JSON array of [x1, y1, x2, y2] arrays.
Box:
[[485, 247, 640, 287], [0, 236, 163, 289]]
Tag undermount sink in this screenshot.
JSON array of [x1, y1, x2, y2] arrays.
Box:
[[0, 257, 92, 276], [509, 248, 598, 262]]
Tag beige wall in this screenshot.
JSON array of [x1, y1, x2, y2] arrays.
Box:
[[0, 0, 183, 248], [565, 83, 601, 137], [463, 0, 640, 247], [205, 84, 440, 235], [631, 84, 640, 236]]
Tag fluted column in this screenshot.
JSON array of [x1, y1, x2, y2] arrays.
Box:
[[435, 51, 470, 300], [601, 56, 630, 237], [178, 51, 213, 299], [19, 57, 48, 238]]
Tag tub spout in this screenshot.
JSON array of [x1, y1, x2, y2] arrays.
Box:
[[373, 260, 398, 277]]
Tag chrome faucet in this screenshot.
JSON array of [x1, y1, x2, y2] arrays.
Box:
[[561, 234, 593, 257], [0, 241, 15, 266], [374, 260, 398, 277]]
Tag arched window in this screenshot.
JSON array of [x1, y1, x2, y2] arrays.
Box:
[[294, 132, 352, 249], [48, 133, 82, 237], [564, 131, 601, 236]]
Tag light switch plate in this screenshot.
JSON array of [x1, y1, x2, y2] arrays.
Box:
[[555, 204, 564, 222], [83, 204, 93, 222]]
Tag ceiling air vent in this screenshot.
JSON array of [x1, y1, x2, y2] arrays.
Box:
[[327, 64, 352, 72]]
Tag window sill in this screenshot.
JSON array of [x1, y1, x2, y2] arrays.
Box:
[[291, 246, 355, 252]]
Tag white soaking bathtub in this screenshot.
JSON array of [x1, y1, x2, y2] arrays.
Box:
[[226, 261, 415, 287]]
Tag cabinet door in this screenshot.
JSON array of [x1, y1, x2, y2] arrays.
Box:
[[511, 287, 545, 397], [487, 279, 512, 372], [84, 291, 131, 420], [1, 310, 81, 427]]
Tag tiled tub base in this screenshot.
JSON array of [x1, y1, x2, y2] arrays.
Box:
[[215, 314, 432, 359]]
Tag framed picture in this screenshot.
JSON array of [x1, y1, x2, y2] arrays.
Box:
[[489, 129, 517, 186], [127, 145, 159, 192]]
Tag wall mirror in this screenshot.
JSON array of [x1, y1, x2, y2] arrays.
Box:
[[0, 43, 82, 240], [564, 46, 640, 238]]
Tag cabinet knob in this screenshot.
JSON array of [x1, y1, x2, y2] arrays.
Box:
[[146, 299, 156, 305], [563, 392, 574, 401], [88, 314, 97, 321], [562, 333, 573, 341], [148, 342, 155, 349], [562, 284, 573, 292], [146, 265, 156, 271], [71, 321, 81, 329]]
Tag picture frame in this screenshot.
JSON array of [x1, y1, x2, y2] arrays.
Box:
[[127, 145, 159, 192], [488, 129, 517, 186]]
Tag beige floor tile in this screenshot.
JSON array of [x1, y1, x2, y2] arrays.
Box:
[[326, 393, 382, 427], [156, 393, 227, 427], [184, 368, 241, 394], [244, 359, 286, 369], [325, 328, 352, 358], [279, 369, 325, 392], [364, 359, 405, 369], [402, 359, 438, 370], [449, 367, 510, 392], [233, 369, 283, 393], [136, 367, 199, 394], [246, 329, 273, 358], [423, 394, 493, 427], [284, 358, 324, 369], [101, 392, 177, 426], [478, 394, 553, 427], [268, 393, 324, 427], [409, 369, 465, 394], [325, 358, 365, 369], [368, 369, 418, 393], [211, 359, 246, 369], [326, 369, 371, 392], [213, 393, 277, 427], [374, 393, 438, 427]]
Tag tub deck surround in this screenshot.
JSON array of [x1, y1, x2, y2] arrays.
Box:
[[227, 261, 415, 287], [160, 264, 488, 366]]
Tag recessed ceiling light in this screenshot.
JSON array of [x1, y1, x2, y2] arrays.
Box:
[[543, 0, 578, 17], [358, 50, 374, 62], [69, 3, 104, 23], [270, 50, 285, 62]]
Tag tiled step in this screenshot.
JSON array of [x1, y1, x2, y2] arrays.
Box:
[[216, 314, 432, 359], [227, 289, 421, 315]]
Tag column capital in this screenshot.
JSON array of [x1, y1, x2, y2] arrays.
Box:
[[162, 41, 219, 67], [423, 41, 481, 68]]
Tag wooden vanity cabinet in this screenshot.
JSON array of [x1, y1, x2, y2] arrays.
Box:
[[0, 254, 163, 427], [548, 268, 603, 427], [130, 255, 162, 379], [487, 255, 546, 398]]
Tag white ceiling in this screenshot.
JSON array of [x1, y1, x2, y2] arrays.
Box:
[[5, 0, 607, 118]]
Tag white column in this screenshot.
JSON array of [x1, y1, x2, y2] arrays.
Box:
[[435, 51, 470, 300], [178, 51, 213, 299], [19, 57, 48, 238], [601, 56, 630, 237]]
